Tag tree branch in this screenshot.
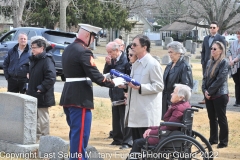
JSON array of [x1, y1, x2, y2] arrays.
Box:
[[176, 19, 209, 28]]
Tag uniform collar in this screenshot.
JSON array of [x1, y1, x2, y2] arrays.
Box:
[[74, 38, 88, 47]]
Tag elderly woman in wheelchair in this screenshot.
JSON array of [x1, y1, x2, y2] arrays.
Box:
[[127, 84, 212, 160]]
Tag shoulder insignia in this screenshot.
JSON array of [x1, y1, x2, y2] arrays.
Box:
[[90, 56, 96, 66]]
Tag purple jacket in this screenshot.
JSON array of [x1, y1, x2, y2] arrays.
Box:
[[148, 101, 191, 145]]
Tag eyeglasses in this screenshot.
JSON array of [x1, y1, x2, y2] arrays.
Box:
[[209, 27, 216, 29], [211, 47, 217, 51], [131, 43, 139, 47], [129, 54, 133, 57]]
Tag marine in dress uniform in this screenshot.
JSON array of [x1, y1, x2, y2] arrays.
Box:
[[60, 24, 125, 160]]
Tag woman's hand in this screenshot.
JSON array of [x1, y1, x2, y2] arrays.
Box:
[[204, 90, 210, 100], [143, 129, 152, 138]]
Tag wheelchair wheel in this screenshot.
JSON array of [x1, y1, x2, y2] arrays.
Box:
[[151, 135, 208, 160], [192, 130, 214, 160]]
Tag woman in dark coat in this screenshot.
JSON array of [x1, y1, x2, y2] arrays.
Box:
[[202, 41, 229, 148], [162, 41, 193, 119], [27, 36, 56, 140]]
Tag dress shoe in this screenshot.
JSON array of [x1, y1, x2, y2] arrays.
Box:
[[119, 144, 130, 149], [217, 143, 227, 148], [198, 100, 205, 104], [110, 141, 122, 145]]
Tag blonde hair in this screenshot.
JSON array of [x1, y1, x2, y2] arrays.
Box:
[[207, 41, 225, 78]]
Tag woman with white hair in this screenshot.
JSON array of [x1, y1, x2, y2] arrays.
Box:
[[162, 41, 193, 119], [127, 84, 192, 159]]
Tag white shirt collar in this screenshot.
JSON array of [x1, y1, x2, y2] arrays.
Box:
[[116, 51, 122, 62], [137, 53, 148, 63]]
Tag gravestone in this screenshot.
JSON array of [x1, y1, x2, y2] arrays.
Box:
[[0, 92, 38, 153], [39, 136, 69, 160], [183, 41, 186, 47], [161, 55, 171, 65], [184, 55, 191, 64], [185, 40, 193, 52], [191, 42, 197, 54], [163, 37, 173, 50], [155, 40, 164, 46], [192, 80, 199, 93]]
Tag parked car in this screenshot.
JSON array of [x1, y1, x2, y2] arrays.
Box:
[[0, 27, 76, 81]]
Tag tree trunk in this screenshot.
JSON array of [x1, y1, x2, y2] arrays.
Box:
[[12, 0, 26, 27], [59, 0, 71, 31]]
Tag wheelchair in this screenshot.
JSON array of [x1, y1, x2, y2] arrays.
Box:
[[141, 105, 213, 160]]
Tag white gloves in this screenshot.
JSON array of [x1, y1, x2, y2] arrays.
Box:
[[112, 77, 126, 87], [103, 73, 111, 79]]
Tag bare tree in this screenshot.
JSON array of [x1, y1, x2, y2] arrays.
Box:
[[157, 0, 240, 33], [100, 0, 158, 16]]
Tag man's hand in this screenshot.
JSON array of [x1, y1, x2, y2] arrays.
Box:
[[112, 77, 126, 87], [128, 82, 140, 90], [105, 55, 111, 65]]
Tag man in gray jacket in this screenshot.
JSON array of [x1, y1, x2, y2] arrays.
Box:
[[126, 34, 164, 141]]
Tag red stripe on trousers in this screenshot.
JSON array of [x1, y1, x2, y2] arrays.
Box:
[[78, 108, 86, 160]]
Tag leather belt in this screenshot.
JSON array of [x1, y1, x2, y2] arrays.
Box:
[[66, 77, 91, 82]]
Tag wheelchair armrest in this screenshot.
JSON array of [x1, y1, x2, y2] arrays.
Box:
[[146, 135, 159, 141], [160, 122, 187, 129], [191, 105, 204, 109], [186, 108, 199, 112]]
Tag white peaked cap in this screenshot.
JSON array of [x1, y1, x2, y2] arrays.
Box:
[[78, 23, 102, 35]]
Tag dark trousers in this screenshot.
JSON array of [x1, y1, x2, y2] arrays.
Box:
[[162, 92, 171, 120], [7, 77, 27, 93], [112, 104, 132, 145], [128, 138, 146, 160], [131, 127, 148, 141], [205, 94, 229, 146], [64, 107, 92, 160], [232, 68, 240, 104]]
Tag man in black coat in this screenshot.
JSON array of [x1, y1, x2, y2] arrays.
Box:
[[199, 21, 226, 104], [3, 33, 31, 93], [60, 24, 125, 160], [103, 41, 132, 149], [27, 37, 56, 141]]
